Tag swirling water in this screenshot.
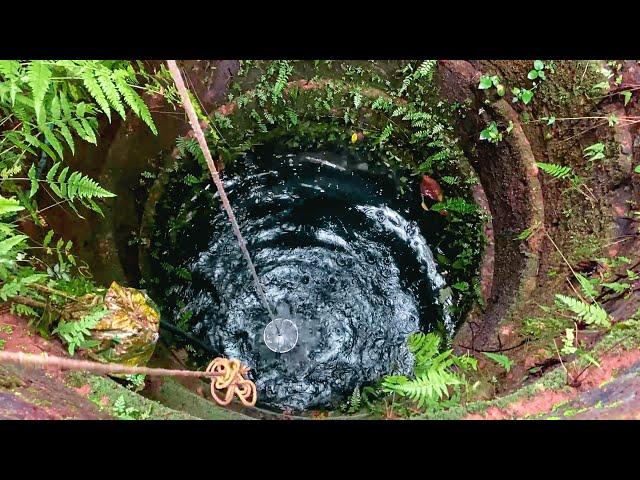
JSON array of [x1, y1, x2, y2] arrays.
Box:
[[153, 148, 455, 411]]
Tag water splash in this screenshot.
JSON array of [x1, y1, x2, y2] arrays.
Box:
[[152, 149, 455, 411]]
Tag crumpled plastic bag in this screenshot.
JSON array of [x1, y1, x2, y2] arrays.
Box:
[[61, 281, 160, 368]]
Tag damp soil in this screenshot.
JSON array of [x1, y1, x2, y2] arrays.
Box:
[[146, 145, 476, 412]]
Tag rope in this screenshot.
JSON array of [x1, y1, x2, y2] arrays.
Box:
[[0, 350, 218, 378], [166, 60, 277, 324], [0, 351, 258, 406]]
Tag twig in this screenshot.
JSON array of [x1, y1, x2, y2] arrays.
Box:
[[0, 350, 220, 378], [552, 339, 570, 384]]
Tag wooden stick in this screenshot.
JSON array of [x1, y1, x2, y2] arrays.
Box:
[[0, 350, 220, 378]]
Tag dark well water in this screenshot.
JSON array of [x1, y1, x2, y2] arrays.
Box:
[[150, 148, 457, 411]]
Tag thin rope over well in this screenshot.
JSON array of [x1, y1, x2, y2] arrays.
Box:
[[0, 351, 258, 406], [0, 350, 217, 378], [166, 60, 276, 323]]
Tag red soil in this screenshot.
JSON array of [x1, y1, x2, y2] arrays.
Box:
[[466, 348, 640, 419]]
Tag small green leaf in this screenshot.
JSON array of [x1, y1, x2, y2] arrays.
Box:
[[0, 195, 25, 216], [622, 90, 632, 106], [28, 61, 52, 124], [0, 234, 28, 256], [482, 352, 514, 373], [478, 76, 493, 90], [520, 89, 534, 105], [527, 69, 539, 80], [452, 281, 469, 292], [534, 60, 544, 71], [28, 164, 39, 199], [592, 81, 610, 91], [43, 230, 54, 247]]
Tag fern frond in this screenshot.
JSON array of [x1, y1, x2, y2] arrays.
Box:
[[555, 294, 610, 327], [53, 120, 75, 154], [53, 306, 107, 355], [378, 124, 393, 144], [113, 70, 157, 134], [382, 366, 461, 407], [27, 61, 51, 124], [40, 122, 64, 160], [46, 162, 115, 205], [371, 96, 393, 111], [537, 162, 572, 179], [431, 198, 477, 215], [272, 61, 292, 102], [415, 60, 437, 81], [81, 68, 111, 122], [408, 332, 440, 364], [95, 69, 126, 120]]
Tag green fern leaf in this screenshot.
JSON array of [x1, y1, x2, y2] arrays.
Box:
[[0, 234, 28, 257], [23, 131, 57, 161], [81, 69, 111, 122], [80, 118, 97, 145], [96, 69, 126, 120], [59, 91, 72, 119], [378, 124, 393, 144], [27, 164, 39, 199], [431, 198, 477, 215], [49, 94, 61, 120], [113, 70, 157, 135], [537, 162, 572, 179], [408, 332, 440, 365], [555, 294, 610, 327], [272, 61, 292, 102], [46, 162, 60, 184], [54, 121, 75, 155], [482, 352, 514, 372], [69, 119, 94, 145], [0, 195, 24, 216], [40, 122, 64, 160], [575, 273, 597, 299], [66, 171, 115, 201], [415, 60, 437, 80], [27, 61, 52, 124]]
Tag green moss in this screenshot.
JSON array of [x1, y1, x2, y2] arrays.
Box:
[[143, 378, 253, 420], [0, 365, 25, 390], [66, 371, 195, 420]]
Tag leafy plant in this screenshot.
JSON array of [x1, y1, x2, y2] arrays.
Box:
[[601, 281, 630, 294], [112, 394, 152, 420], [511, 87, 534, 105], [527, 60, 547, 81], [560, 327, 578, 355], [479, 121, 502, 143], [583, 143, 605, 162], [555, 294, 611, 328], [431, 198, 478, 215], [381, 332, 477, 410], [53, 306, 107, 355], [536, 162, 572, 179], [0, 60, 164, 348], [482, 352, 514, 372], [124, 374, 146, 392], [343, 386, 362, 414], [478, 75, 506, 97]]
